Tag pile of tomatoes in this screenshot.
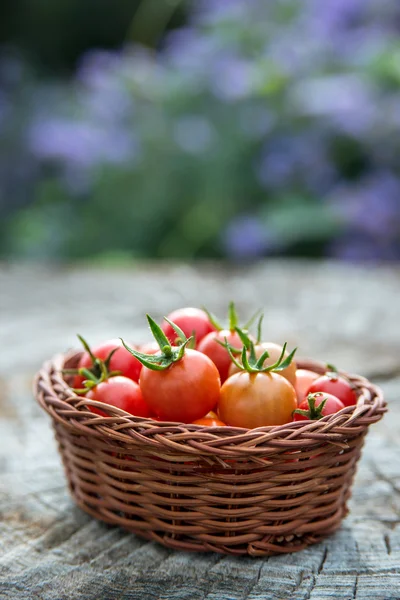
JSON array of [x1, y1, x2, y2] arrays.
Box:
[[67, 305, 358, 429]]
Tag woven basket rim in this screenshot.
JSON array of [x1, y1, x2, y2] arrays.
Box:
[[34, 351, 387, 455]]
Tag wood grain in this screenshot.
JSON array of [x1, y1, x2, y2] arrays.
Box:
[[0, 261, 399, 599]]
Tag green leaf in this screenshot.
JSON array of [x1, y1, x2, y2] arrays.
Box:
[[174, 336, 193, 361], [295, 393, 329, 419], [273, 347, 297, 372], [163, 317, 187, 344], [78, 367, 98, 382], [264, 342, 288, 371], [147, 314, 171, 351], [249, 341, 257, 365], [215, 336, 242, 354], [104, 347, 119, 370], [243, 308, 262, 331], [223, 337, 244, 371], [256, 314, 264, 344], [241, 345, 257, 373], [77, 334, 96, 362], [255, 349, 270, 369], [228, 301, 238, 331], [234, 326, 253, 349], [202, 306, 222, 331], [120, 339, 166, 363], [292, 408, 311, 418]]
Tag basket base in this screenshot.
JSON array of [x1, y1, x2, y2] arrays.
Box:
[[68, 488, 347, 557]]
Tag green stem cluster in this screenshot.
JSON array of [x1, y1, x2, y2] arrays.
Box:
[[293, 393, 328, 419], [223, 330, 297, 375], [202, 301, 261, 333], [121, 314, 192, 371], [63, 335, 120, 395]]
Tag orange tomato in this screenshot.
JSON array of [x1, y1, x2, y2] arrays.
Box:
[[192, 416, 226, 426], [219, 371, 297, 428]]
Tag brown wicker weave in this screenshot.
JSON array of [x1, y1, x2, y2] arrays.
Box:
[[34, 352, 386, 556]]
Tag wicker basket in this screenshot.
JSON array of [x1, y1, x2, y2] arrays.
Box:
[[34, 352, 386, 556]]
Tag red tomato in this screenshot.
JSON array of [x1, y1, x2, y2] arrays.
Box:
[[306, 373, 357, 407], [295, 369, 320, 405], [219, 371, 297, 428], [161, 308, 215, 345], [192, 416, 226, 426], [86, 376, 151, 418], [293, 392, 345, 421], [139, 349, 220, 423], [197, 330, 244, 383], [74, 339, 142, 387]]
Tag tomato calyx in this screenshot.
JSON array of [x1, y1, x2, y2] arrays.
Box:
[[121, 314, 193, 371], [72, 357, 121, 395], [224, 335, 297, 375], [63, 335, 121, 394], [203, 301, 260, 335], [293, 392, 328, 420]]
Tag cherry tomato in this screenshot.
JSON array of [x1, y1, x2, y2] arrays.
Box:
[[86, 376, 151, 418], [205, 411, 219, 419], [229, 342, 297, 386], [219, 371, 297, 428], [74, 339, 142, 387], [192, 416, 226, 426], [306, 373, 357, 407], [139, 348, 221, 423], [293, 392, 345, 421], [295, 369, 320, 405], [197, 330, 245, 383], [162, 308, 215, 345]]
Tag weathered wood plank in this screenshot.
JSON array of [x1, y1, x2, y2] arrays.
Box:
[[0, 262, 399, 599]]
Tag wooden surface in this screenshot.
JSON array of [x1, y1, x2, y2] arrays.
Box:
[[0, 261, 399, 600]]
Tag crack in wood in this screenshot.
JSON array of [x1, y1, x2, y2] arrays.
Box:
[[241, 561, 264, 599], [318, 546, 329, 575], [352, 575, 359, 600], [384, 534, 392, 556]]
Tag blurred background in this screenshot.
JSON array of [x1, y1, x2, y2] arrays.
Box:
[[1, 0, 400, 263]]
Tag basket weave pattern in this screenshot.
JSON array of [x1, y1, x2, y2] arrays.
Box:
[[34, 353, 386, 556]]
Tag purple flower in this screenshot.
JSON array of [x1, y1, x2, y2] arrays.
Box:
[[292, 75, 377, 136], [163, 28, 219, 75], [193, 0, 248, 25], [210, 56, 255, 102], [305, 0, 368, 36], [256, 134, 336, 194], [328, 173, 400, 239], [76, 49, 122, 90], [27, 118, 139, 168], [222, 215, 277, 258], [328, 234, 400, 262], [80, 87, 133, 123]]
